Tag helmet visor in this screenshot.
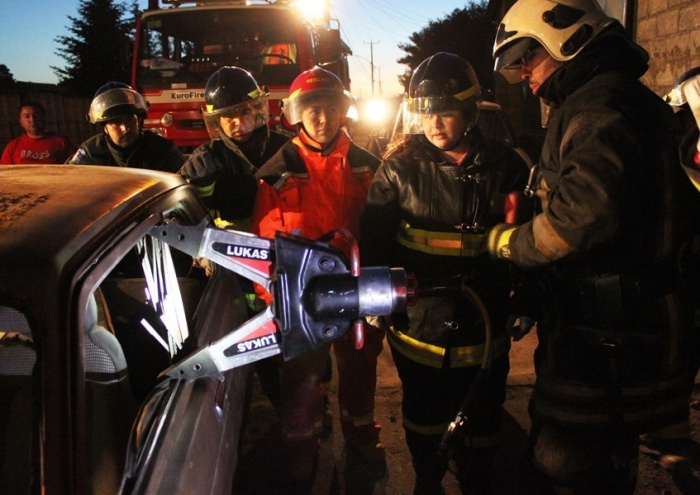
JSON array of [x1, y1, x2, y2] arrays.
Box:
[[283, 89, 353, 125], [399, 99, 479, 135], [202, 96, 270, 140], [494, 38, 531, 71], [88, 88, 147, 124], [400, 99, 423, 135], [407, 83, 480, 113], [406, 95, 467, 115]]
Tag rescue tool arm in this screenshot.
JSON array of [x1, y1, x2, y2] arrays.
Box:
[[149, 217, 410, 381]]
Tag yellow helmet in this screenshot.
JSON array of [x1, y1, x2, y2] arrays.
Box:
[[493, 0, 615, 79]]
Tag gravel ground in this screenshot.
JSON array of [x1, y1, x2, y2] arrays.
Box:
[[233, 331, 700, 494]]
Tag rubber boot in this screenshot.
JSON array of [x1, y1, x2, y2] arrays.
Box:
[[341, 420, 385, 462]]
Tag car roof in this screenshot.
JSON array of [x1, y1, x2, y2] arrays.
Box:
[[0, 165, 188, 304]]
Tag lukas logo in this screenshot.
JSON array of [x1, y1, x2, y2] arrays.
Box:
[[213, 243, 270, 260], [236, 333, 277, 353]]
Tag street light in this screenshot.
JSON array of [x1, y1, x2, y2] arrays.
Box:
[[365, 98, 387, 124]]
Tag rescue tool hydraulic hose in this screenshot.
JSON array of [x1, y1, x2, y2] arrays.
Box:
[[415, 276, 494, 491]]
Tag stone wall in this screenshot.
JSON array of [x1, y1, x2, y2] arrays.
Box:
[[636, 0, 700, 98]]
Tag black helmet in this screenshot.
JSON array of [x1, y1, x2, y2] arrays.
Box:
[[402, 52, 481, 134], [203, 66, 270, 139], [88, 82, 148, 124]]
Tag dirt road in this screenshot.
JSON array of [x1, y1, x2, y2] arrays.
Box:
[[234, 331, 700, 494]]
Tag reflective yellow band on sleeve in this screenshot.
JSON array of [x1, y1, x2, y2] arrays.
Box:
[[196, 182, 216, 198], [487, 223, 516, 259]]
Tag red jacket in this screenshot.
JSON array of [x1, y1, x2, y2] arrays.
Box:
[[252, 129, 379, 302], [252, 130, 378, 241]]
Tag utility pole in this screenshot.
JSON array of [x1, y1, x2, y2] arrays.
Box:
[[364, 40, 379, 97], [377, 67, 382, 98]]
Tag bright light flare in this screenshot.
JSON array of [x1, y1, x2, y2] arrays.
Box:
[[364, 99, 387, 124], [293, 0, 327, 20]]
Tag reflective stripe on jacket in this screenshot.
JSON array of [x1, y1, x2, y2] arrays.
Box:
[[396, 219, 487, 257], [387, 326, 510, 369]]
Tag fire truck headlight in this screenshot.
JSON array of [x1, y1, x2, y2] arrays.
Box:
[[160, 113, 174, 127], [295, 0, 326, 21]]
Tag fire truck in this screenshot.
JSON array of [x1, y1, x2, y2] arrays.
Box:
[[132, 0, 353, 152]]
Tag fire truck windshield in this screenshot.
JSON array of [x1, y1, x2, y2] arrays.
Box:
[[136, 7, 302, 89]]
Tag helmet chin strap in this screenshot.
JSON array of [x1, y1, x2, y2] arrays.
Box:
[[430, 124, 474, 152], [297, 124, 340, 156]]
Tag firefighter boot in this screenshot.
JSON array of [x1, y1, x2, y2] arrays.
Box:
[[341, 420, 386, 462], [407, 430, 447, 494], [454, 445, 497, 495], [412, 457, 447, 495], [285, 437, 321, 482]]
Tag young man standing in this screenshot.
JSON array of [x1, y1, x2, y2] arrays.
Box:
[[1, 100, 76, 164], [251, 67, 384, 483]]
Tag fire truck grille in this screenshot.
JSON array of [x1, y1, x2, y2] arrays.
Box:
[[181, 119, 206, 130]]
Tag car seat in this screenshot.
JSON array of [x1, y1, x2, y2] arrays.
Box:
[[0, 305, 35, 494], [84, 290, 139, 494]]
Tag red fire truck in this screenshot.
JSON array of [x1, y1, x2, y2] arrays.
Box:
[[131, 0, 353, 151]]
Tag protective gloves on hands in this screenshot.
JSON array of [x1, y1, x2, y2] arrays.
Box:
[[487, 223, 516, 259]]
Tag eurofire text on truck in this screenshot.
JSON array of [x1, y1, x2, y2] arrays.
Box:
[[132, 0, 352, 152]]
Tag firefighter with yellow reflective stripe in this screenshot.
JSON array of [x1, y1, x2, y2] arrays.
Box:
[[360, 52, 530, 494], [489, 1, 697, 493]]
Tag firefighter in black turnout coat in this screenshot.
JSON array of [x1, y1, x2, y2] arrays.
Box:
[[491, 0, 697, 493], [360, 52, 530, 494]]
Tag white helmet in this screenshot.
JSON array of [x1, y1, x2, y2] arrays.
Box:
[[665, 67, 700, 107], [493, 0, 615, 81]]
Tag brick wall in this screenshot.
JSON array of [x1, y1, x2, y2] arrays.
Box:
[[636, 0, 700, 97], [489, 0, 700, 144]]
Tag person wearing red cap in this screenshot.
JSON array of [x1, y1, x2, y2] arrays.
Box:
[[251, 67, 384, 483]]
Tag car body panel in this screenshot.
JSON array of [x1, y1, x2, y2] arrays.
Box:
[[0, 165, 249, 494]]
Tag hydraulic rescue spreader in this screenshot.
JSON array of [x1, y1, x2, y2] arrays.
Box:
[[149, 217, 413, 381]]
